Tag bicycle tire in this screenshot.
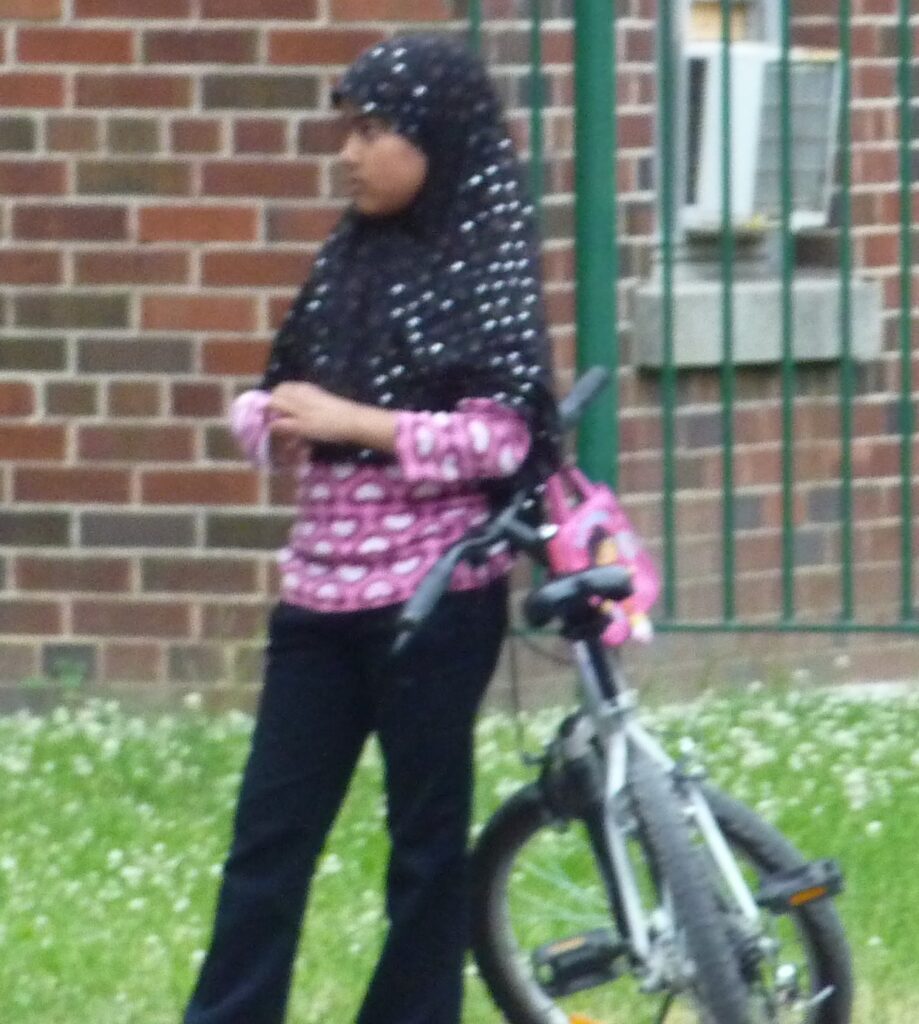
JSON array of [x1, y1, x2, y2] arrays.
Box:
[[470, 760, 851, 1024], [627, 747, 753, 1023], [700, 783, 853, 1023]]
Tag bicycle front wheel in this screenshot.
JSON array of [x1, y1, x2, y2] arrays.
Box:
[[470, 757, 848, 1024], [470, 771, 751, 1024]]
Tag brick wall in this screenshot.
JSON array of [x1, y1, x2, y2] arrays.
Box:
[[0, 0, 917, 705]]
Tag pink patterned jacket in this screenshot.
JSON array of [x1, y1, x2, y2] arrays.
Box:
[[230, 389, 532, 612]]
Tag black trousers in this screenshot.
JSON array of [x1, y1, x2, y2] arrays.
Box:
[[182, 577, 509, 1024]]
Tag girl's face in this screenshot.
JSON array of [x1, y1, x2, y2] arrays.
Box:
[[337, 103, 429, 217]]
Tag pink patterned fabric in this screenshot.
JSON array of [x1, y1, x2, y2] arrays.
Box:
[[230, 389, 532, 612]]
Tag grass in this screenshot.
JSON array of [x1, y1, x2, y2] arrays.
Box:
[[0, 683, 916, 1023]]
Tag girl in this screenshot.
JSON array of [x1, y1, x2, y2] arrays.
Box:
[[183, 34, 560, 1024]]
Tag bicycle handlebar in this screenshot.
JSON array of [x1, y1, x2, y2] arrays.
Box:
[[557, 366, 610, 430], [390, 367, 612, 658]]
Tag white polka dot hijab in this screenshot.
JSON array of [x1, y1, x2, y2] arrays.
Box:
[[261, 33, 561, 492]]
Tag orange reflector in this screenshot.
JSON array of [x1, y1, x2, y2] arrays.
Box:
[[548, 937, 587, 955], [789, 885, 828, 907]]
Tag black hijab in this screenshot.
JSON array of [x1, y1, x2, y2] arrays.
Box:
[[260, 34, 561, 494]]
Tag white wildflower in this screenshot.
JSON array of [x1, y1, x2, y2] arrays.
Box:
[[317, 853, 343, 877], [183, 692, 204, 712], [120, 865, 144, 887]]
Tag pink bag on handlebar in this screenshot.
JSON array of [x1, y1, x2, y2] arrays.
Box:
[[543, 467, 661, 646]]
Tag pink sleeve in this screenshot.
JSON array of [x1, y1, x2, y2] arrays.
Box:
[[394, 398, 532, 483], [229, 389, 272, 468]]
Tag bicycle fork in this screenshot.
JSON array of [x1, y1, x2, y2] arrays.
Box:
[[569, 640, 763, 986]]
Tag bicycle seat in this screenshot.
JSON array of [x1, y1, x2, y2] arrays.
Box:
[[524, 566, 634, 628]]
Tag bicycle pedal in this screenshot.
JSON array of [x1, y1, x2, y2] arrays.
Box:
[[532, 928, 627, 998], [755, 858, 844, 913]]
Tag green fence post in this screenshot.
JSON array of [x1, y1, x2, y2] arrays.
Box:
[[573, 0, 618, 487], [838, 1, 855, 623], [657, 0, 679, 619], [528, 0, 544, 216], [897, 0, 914, 620], [719, 0, 736, 621], [779, 0, 796, 621], [467, 0, 482, 52]]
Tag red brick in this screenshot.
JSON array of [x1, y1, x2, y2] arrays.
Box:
[[141, 469, 259, 505], [75, 249, 190, 285], [169, 644, 231, 684], [45, 382, 98, 416], [107, 381, 162, 417], [77, 160, 191, 196], [13, 467, 130, 503], [142, 557, 258, 593], [17, 556, 131, 593], [297, 117, 346, 155], [144, 29, 257, 64], [202, 160, 320, 199], [76, 73, 192, 109], [268, 28, 384, 65], [0, 249, 62, 285], [542, 29, 573, 64], [171, 382, 225, 417], [170, 117, 222, 154], [201, 602, 265, 639], [78, 425, 194, 463], [0, 0, 61, 16], [76, 0, 191, 16], [18, 28, 134, 64], [267, 294, 296, 331], [0, 645, 38, 682], [861, 232, 900, 267], [202, 0, 318, 17], [266, 205, 342, 242], [618, 111, 653, 150], [0, 425, 65, 461], [138, 204, 257, 242], [0, 602, 62, 636], [854, 64, 896, 100], [143, 294, 257, 333], [202, 338, 270, 375], [0, 382, 35, 416], [545, 286, 575, 326], [0, 74, 64, 108], [73, 600, 191, 639], [330, 0, 449, 18], [0, 161, 66, 195], [13, 203, 127, 240], [202, 250, 309, 288], [233, 118, 288, 154], [45, 115, 99, 152], [100, 642, 164, 684]]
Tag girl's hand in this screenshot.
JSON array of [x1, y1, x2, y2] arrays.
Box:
[[266, 382, 357, 445], [268, 432, 310, 468]]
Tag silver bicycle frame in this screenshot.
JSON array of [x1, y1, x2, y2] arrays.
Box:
[[570, 639, 762, 969]]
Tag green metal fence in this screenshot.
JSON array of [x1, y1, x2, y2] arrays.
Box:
[[469, 1, 916, 636]]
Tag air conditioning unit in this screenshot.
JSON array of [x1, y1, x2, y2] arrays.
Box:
[[683, 41, 842, 233]]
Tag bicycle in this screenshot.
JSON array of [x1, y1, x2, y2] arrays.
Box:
[[392, 367, 853, 1024]]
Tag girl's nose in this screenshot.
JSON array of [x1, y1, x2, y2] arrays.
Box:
[[339, 131, 360, 168]]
